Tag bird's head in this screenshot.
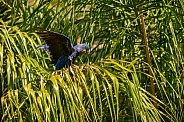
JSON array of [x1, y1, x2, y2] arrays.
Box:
[[74, 44, 90, 53], [82, 44, 90, 53]]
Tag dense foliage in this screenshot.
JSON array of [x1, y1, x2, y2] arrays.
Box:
[[0, 0, 183, 121]]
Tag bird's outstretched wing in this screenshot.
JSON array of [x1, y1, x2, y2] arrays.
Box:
[[36, 29, 74, 64]]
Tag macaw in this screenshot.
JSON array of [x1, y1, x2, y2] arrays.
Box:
[[37, 30, 90, 70]]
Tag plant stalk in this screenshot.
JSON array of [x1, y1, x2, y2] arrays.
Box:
[[140, 14, 157, 108]]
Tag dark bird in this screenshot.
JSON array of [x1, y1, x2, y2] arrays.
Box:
[[37, 30, 90, 70]]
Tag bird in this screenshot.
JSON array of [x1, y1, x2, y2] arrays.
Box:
[[36, 29, 90, 70]]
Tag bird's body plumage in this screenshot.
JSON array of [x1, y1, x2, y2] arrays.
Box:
[[37, 30, 89, 70]]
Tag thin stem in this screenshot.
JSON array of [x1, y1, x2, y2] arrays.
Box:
[[140, 14, 157, 108], [132, 0, 157, 108]]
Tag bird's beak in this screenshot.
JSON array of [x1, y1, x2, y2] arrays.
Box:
[[82, 46, 87, 53]]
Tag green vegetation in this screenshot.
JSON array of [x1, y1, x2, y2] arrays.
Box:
[[0, 0, 183, 121]]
